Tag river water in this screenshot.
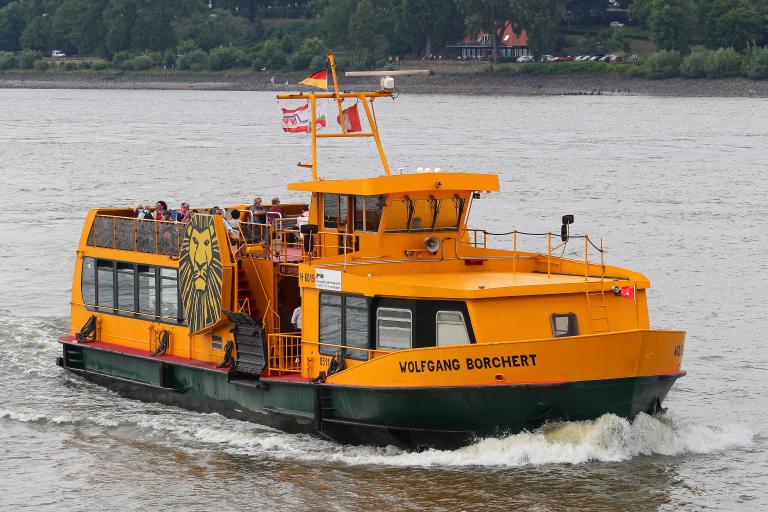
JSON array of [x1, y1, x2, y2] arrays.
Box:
[[0, 88, 765, 511]]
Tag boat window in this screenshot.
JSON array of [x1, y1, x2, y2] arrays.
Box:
[[339, 195, 348, 226], [436, 311, 469, 346], [386, 197, 460, 232], [116, 263, 135, 317], [159, 268, 179, 323], [354, 195, 385, 232], [376, 307, 412, 350], [81, 257, 96, 309], [319, 293, 342, 356], [96, 260, 115, 313], [345, 295, 369, 361], [551, 313, 578, 337], [323, 194, 339, 229], [138, 265, 157, 319]]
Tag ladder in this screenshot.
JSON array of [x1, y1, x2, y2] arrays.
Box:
[[585, 284, 610, 333]]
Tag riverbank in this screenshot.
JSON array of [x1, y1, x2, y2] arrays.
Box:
[[1, 69, 767, 97]]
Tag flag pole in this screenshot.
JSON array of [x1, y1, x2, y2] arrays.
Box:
[[310, 93, 318, 181], [328, 52, 347, 135]]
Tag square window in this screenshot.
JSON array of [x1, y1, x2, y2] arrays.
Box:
[[551, 313, 578, 337]]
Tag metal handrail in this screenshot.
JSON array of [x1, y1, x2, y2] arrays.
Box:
[[464, 228, 605, 280], [88, 214, 183, 257]]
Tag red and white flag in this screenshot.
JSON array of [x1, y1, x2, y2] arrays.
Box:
[[282, 103, 327, 133], [620, 285, 636, 301], [282, 104, 310, 133], [337, 103, 363, 133]]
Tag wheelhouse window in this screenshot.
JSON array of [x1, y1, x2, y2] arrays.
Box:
[[353, 195, 385, 232], [323, 194, 349, 230], [436, 311, 469, 346], [376, 307, 412, 350], [386, 195, 465, 232], [551, 313, 578, 337]]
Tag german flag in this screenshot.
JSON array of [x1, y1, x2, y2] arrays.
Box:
[[299, 69, 328, 89]]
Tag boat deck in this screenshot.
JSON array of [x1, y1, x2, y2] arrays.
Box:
[[368, 271, 620, 298]]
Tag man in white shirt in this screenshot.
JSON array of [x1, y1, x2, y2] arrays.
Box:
[[291, 305, 302, 332]]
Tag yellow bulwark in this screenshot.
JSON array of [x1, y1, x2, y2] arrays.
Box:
[[67, 52, 684, 401]]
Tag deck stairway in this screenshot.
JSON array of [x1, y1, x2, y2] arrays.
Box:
[[223, 310, 267, 378], [585, 286, 610, 333]]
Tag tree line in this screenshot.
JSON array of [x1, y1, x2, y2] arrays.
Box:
[[0, 0, 767, 72]]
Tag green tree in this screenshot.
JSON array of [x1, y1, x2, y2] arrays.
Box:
[[174, 9, 255, 51], [516, 0, 563, 58], [648, 0, 696, 54], [0, 1, 25, 51], [565, 0, 609, 24], [19, 13, 49, 51], [699, 0, 765, 51], [348, 0, 390, 59], [629, 0, 652, 27], [455, 0, 518, 65], [315, 0, 355, 47], [392, 0, 463, 57]]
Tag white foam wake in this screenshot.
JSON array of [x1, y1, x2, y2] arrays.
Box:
[[191, 412, 754, 467]]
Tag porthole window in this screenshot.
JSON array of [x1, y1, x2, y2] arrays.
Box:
[[551, 313, 578, 337]]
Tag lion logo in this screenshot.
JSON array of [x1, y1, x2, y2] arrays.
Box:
[[179, 215, 223, 333]]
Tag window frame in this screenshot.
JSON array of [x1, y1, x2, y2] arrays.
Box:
[[318, 292, 371, 361], [84, 257, 184, 325], [376, 307, 413, 350], [435, 310, 470, 346], [551, 313, 578, 338]]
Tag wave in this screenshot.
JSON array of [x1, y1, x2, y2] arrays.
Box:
[[189, 412, 753, 467]]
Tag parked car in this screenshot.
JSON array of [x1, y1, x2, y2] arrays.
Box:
[[549, 56, 575, 63], [609, 55, 624, 63], [516, 55, 534, 63], [609, 21, 625, 28], [540, 54, 554, 62], [589, 55, 602, 61], [51, 50, 66, 58], [599, 55, 614, 62]]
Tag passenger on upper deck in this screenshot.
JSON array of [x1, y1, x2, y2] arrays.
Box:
[[297, 204, 310, 229], [267, 198, 285, 225], [175, 202, 191, 223], [154, 201, 168, 220], [134, 204, 149, 219], [226, 209, 242, 242], [250, 197, 267, 223]]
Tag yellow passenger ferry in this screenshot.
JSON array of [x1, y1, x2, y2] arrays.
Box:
[[59, 54, 686, 448]]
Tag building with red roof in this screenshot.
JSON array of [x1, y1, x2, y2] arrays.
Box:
[[446, 21, 530, 59]]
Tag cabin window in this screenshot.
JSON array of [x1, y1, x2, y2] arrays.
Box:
[[96, 260, 115, 313], [323, 194, 349, 229], [137, 265, 157, 319], [345, 295, 369, 361], [323, 194, 339, 228], [116, 262, 135, 317], [436, 311, 470, 346], [319, 293, 342, 356], [159, 268, 179, 323], [81, 257, 96, 308], [551, 313, 578, 337], [386, 196, 462, 232], [376, 307, 412, 350], [353, 195, 385, 232]]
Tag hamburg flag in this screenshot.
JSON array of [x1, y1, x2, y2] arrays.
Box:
[[337, 103, 363, 133], [620, 285, 636, 301], [300, 69, 328, 89], [281, 104, 311, 133]]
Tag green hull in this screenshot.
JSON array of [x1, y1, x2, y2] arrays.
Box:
[[59, 341, 682, 449]]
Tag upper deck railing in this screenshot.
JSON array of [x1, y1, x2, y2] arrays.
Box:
[[236, 219, 358, 263], [87, 215, 182, 257]]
